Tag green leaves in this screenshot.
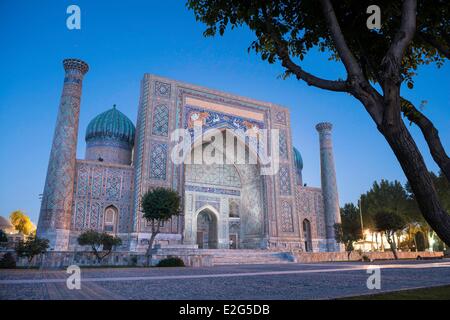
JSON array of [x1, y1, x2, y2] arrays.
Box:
[[77, 230, 122, 262], [374, 210, 406, 234], [15, 235, 49, 263], [187, 0, 449, 87], [141, 187, 181, 223]]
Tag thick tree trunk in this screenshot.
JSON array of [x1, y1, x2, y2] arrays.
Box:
[[379, 120, 450, 247], [386, 233, 398, 260]]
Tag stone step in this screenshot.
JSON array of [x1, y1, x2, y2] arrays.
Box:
[[211, 251, 296, 265]]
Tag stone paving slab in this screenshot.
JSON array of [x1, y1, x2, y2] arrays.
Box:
[[1, 259, 449, 300]]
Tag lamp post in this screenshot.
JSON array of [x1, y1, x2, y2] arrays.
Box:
[[358, 198, 364, 240]]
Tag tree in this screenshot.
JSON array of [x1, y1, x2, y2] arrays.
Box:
[[361, 180, 412, 224], [334, 203, 363, 259], [187, 0, 450, 247], [141, 187, 181, 266], [374, 211, 406, 259], [77, 230, 122, 263], [15, 235, 49, 264], [9, 210, 34, 235], [0, 230, 8, 243]]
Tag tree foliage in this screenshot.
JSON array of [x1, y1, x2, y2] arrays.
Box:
[[77, 230, 122, 263], [374, 210, 406, 259], [15, 235, 49, 263], [335, 203, 363, 257], [9, 210, 34, 235], [361, 179, 420, 229]]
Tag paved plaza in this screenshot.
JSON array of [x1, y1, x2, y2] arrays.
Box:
[[1, 259, 450, 300]]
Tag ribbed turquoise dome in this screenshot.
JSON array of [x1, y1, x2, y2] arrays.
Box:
[[85, 105, 135, 146], [293, 147, 303, 171]]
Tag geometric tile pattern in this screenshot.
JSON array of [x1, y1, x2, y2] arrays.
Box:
[[152, 104, 169, 136], [38, 60, 88, 236], [279, 166, 292, 195], [280, 200, 294, 232], [149, 142, 168, 180], [279, 129, 288, 160], [154, 81, 171, 98], [72, 161, 134, 233], [275, 110, 287, 125]]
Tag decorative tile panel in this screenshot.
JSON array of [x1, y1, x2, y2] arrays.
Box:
[[275, 111, 286, 125], [279, 129, 288, 160], [149, 142, 168, 180], [152, 104, 169, 136], [280, 200, 294, 232], [279, 166, 292, 195], [155, 81, 171, 98]]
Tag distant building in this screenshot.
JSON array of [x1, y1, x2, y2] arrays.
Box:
[[37, 59, 342, 253]]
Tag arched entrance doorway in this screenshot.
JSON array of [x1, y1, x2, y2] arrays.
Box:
[[196, 208, 218, 249]]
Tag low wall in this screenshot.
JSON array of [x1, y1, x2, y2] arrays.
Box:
[[294, 251, 444, 263], [1, 251, 213, 268], [1, 250, 443, 268]]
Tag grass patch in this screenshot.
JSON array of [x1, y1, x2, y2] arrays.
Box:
[[342, 285, 450, 300]]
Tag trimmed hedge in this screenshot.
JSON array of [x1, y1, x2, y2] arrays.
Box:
[[156, 256, 185, 267]]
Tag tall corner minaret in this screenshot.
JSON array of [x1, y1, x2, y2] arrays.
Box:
[[316, 122, 342, 252], [37, 58, 89, 251]]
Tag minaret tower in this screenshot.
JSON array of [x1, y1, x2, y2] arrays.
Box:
[[316, 122, 342, 252], [37, 59, 89, 250]]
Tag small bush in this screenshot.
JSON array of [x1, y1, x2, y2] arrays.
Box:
[[361, 254, 372, 262], [129, 255, 138, 266], [156, 256, 185, 267], [0, 252, 16, 269]]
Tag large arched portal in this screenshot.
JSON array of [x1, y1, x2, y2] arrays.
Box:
[[183, 130, 267, 249]]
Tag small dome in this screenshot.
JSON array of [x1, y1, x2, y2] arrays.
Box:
[[293, 147, 303, 171], [85, 105, 135, 146], [0, 216, 13, 232]]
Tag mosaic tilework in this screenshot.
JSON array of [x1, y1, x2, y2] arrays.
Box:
[[38, 60, 88, 239], [149, 142, 168, 180], [295, 187, 326, 239], [72, 161, 133, 234], [280, 200, 294, 232], [279, 166, 292, 195], [195, 195, 221, 212], [279, 129, 288, 160], [275, 110, 287, 125], [152, 104, 169, 136], [154, 80, 171, 98], [185, 185, 240, 196], [185, 163, 241, 188], [132, 76, 150, 231]]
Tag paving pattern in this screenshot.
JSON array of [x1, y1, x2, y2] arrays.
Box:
[[1, 259, 450, 300]]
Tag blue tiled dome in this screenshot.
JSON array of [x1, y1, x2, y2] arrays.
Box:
[[293, 147, 303, 171], [85, 105, 135, 146]]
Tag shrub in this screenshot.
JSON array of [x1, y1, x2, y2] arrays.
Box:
[[0, 252, 16, 269], [361, 254, 372, 262], [16, 235, 49, 263], [129, 255, 138, 266], [156, 256, 185, 267]]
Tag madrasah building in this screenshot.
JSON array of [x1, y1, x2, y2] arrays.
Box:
[[37, 58, 342, 253]]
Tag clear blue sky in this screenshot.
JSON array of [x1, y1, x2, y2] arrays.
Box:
[[0, 0, 449, 224]]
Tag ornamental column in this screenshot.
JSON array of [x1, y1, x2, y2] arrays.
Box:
[[316, 122, 342, 252], [37, 59, 89, 250]]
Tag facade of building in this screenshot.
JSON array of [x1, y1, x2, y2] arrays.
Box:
[[37, 59, 342, 253]]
